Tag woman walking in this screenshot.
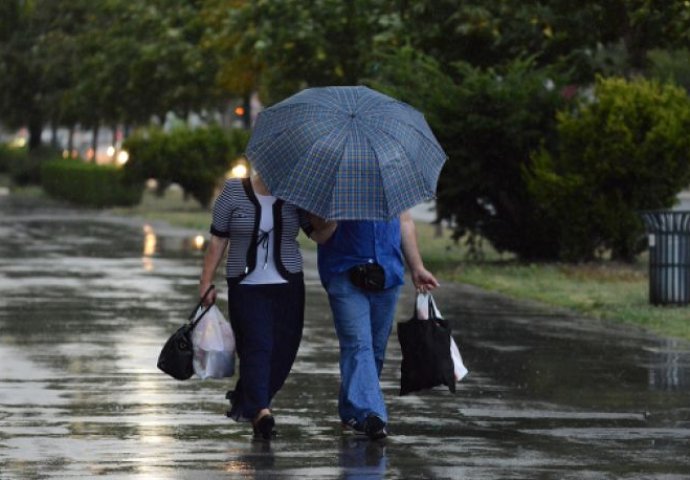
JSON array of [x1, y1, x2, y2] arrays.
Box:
[[198, 172, 333, 440]]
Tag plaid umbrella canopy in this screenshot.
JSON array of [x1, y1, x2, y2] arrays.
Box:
[[246, 86, 447, 220]]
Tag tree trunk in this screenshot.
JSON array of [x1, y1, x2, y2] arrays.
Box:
[[91, 123, 99, 163], [67, 126, 75, 156], [28, 118, 42, 151], [50, 122, 58, 149]]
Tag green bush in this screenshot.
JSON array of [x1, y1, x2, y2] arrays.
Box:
[[371, 52, 569, 260], [647, 49, 690, 93], [526, 76, 690, 261], [437, 60, 567, 260], [122, 128, 172, 195], [4, 145, 60, 185], [0, 143, 23, 173], [42, 160, 143, 207], [123, 125, 249, 207]]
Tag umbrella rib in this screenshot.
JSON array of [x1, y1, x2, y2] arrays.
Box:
[[361, 122, 441, 190], [365, 112, 446, 158]]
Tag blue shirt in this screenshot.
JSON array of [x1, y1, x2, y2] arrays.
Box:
[[317, 220, 405, 289]]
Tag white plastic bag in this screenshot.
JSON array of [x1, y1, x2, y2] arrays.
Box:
[[416, 292, 469, 382], [191, 305, 236, 379], [450, 336, 469, 382]]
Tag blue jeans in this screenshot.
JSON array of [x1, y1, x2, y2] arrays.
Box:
[[325, 271, 401, 427]]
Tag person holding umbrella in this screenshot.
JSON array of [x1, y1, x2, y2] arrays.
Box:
[[198, 172, 334, 440], [245, 85, 448, 439], [312, 213, 439, 439]]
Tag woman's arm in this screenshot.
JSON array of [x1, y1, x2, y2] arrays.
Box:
[[199, 234, 229, 305], [400, 210, 439, 292]]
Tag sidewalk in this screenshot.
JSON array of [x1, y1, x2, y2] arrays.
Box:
[[1, 196, 689, 479]]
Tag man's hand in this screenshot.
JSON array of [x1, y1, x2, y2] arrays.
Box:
[[411, 267, 440, 293], [308, 213, 337, 244], [400, 210, 440, 292]]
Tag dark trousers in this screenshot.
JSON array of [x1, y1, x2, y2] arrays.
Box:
[[226, 275, 305, 422]]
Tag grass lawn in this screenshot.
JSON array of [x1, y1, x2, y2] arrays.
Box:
[[108, 186, 690, 342], [109, 185, 211, 231], [413, 224, 690, 341]]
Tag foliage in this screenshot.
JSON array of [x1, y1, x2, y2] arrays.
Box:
[[646, 48, 690, 93], [123, 126, 248, 207], [0, 0, 218, 148], [425, 59, 565, 260], [0, 143, 23, 173], [526, 77, 690, 262], [8, 145, 62, 186], [121, 128, 172, 193], [42, 159, 142, 207], [201, 0, 402, 105], [365, 46, 456, 127], [371, 48, 577, 259], [89, 0, 218, 125]]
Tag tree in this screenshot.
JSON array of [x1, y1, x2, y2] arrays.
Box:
[[527, 77, 690, 262], [0, 0, 53, 149], [525, 78, 690, 261], [0, 0, 219, 150], [202, 0, 401, 106]]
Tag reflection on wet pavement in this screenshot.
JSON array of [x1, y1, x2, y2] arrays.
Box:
[[1, 196, 689, 479]]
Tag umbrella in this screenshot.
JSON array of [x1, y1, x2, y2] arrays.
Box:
[[245, 85, 447, 220]]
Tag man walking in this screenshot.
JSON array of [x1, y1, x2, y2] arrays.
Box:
[[315, 211, 439, 440]]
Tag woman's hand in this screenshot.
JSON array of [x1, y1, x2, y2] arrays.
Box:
[[199, 283, 217, 306], [198, 235, 228, 307]]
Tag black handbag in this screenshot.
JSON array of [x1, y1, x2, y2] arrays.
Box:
[[157, 285, 215, 380], [397, 294, 456, 395]]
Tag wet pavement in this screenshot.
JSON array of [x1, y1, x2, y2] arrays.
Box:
[[1, 195, 690, 479]]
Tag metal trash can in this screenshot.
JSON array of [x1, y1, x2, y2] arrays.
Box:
[[641, 210, 690, 305]]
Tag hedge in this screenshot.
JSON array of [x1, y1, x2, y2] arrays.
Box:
[[0, 145, 61, 185], [42, 160, 143, 208], [123, 125, 249, 207]]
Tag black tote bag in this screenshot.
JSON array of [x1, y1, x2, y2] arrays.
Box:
[[157, 285, 215, 380], [397, 294, 456, 395]]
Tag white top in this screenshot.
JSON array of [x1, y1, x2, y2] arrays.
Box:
[[240, 194, 287, 285]]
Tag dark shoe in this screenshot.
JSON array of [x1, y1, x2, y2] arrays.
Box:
[[253, 414, 276, 441], [341, 421, 367, 437], [363, 414, 387, 440], [225, 390, 239, 420]]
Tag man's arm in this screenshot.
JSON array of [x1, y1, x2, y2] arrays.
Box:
[[308, 213, 337, 244], [400, 210, 440, 292], [199, 235, 229, 305]]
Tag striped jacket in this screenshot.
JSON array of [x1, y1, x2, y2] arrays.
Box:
[[210, 178, 313, 284]]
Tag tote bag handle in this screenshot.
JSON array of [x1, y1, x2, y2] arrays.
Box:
[[415, 292, 443, 320]]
